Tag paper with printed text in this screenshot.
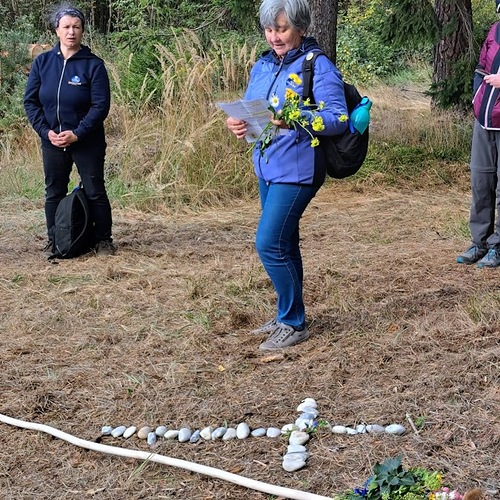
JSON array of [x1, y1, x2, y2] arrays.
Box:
[[217, 98, 272, 143]]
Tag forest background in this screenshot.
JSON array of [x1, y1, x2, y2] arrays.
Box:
[[0, 0, 499, 206]]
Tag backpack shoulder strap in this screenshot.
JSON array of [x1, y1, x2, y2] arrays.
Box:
[[489, 23, 500, 75], [302, 50, 325, 103]]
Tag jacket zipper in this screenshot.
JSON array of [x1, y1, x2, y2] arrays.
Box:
[[56, 59, 67, 134], [257, 59, 285, 180], [483, 83, 500, 129], [265, 59, 284, 100]]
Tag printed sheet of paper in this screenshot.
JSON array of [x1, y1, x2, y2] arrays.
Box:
[[217, 98, 272, 143]]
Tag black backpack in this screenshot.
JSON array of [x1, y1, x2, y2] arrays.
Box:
[[49, 184, 95, 259], [302, 50, 370, 179]]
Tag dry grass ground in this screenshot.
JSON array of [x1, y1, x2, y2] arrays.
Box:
[[0, 179, 499, 499]]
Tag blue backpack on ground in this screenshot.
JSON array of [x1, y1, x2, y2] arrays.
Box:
[[49, 183, 95, 259], [302, 50, 370, 179]]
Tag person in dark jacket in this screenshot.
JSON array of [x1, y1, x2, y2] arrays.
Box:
[[457, 0, 500, 268], [24, 5, 116, 256], [226, 0, 348, 350]]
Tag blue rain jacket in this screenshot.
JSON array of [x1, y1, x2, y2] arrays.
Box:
[[24, 43, 110, 148], [244, 37, 348, 185]]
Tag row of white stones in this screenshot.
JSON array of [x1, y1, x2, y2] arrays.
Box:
[[101, 398, 406, 472], [101, 422, 284, 445]]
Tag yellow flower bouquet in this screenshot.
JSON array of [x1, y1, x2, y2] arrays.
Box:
[[255, 73, 346, 160]]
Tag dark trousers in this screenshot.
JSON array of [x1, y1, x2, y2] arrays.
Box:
[[469, 120, 500, 248], [42, 142, 113, 242]]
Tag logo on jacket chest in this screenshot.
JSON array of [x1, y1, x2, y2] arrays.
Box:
[[68, 75, 82, 86]]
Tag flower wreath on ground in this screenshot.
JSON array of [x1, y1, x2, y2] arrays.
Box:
[[334, 455, 484, 500], [254, 72, 348, 161]]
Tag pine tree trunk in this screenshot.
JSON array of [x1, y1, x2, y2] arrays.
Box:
[[309, 0, 338, 62], [433, 0, 473, 104], [89, 0, 112, 34]]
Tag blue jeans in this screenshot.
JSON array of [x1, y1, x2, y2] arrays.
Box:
[[255, 180, 320, 329], [42, 143, 113, 242]]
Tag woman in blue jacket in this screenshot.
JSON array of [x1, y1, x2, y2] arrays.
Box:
[[24, 6, 115, 256], [226, 0, 348, 350]]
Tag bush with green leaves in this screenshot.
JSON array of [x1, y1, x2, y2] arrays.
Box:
[[336, 3, 412, 84], [0, 17, 39, 131]]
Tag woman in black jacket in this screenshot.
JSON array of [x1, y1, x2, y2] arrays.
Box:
[[24, 6, 115, 256]]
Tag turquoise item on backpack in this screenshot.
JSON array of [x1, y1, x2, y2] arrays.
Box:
[[350, 97, 372, 134]]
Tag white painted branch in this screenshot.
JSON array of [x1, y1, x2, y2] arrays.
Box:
[[0, 413, 332, 500]]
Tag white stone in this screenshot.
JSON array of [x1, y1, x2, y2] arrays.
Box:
[[123, 426, 137, 439], [251, 428, 267, 437], [366, 424, 386, 434], [147, 432, 157, 446], [295, 418, 313, 431], [222, 428, 237, 441], [236, 422, 250, 439], [284, 451, 309, 461], [287, 444, 307, 454], [283, 454, 307, 472], [178, 428, 192, 442], [164, 430, 180, 439], [189, 430, 201, 443], [288, 430, 310, 446], [212, 427, 227, 439], [385, 424, 406, 435], [296, 406, 318, 418], [101, 426, 113, 435], [345, 427, 358, 435], [266, 427, 282, 438], [299, 398, 317, 408], [111, 425, 126, 438], [298, 412, 317, 420], [200, 426, 213, 440], [281, 423, 296, 433], [155, 425, 168, 437], [356, 424, 367, 434], [331, 425, 347, 434]]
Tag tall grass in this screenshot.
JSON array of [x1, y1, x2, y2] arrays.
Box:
[[0, 33, 473, 211], [105, 31, 259, 210], [355, 80, 473, 188]]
